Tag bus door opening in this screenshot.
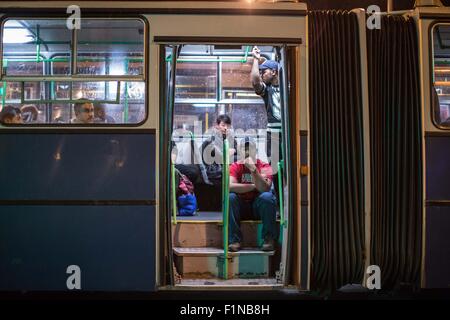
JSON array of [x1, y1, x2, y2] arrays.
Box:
[[162, 44, 292, 287]]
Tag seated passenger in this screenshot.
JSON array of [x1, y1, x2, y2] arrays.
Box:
[[0, 105, 23, 124], [443, 117, 450, 126], [71, 101, 94, 124], [52, 106, 66, 123], [433, 87, 440, 124], [21, 105, 39, 123], [228, 137, 278, 252], [201, 114, 236, 185], [94, 104, 115, 124]]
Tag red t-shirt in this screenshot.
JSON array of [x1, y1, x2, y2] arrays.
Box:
[[229, 159, 273, 201]]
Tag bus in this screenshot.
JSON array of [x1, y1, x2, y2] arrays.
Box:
[[0, 0, 448, 294]]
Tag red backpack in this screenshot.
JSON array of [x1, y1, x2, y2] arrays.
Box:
[[177, 172, 194, 195], [176, 171, 197, 216]]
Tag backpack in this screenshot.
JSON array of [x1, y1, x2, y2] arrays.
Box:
[[201, 137, 223, 184], [177, 172, 195, 195], [205, 163, 222, 183], [176, 171, 197, 216], [177, 193, 197, 216]]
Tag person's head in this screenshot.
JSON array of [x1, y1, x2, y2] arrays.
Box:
[[215, 114, 232, 135], [73, 101, 94, 123], [239, 136, 257, 160], [259, 60, 279, 85], [0, 105, 23, 124], [94, 104, 106, 120], [21, 105, 39, 123]]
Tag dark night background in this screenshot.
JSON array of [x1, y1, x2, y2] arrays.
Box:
[[304, 0, 450, 10], [115, 0, 450, 11]]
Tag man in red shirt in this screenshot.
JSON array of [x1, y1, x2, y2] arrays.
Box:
[[228, 137, 277, 252]]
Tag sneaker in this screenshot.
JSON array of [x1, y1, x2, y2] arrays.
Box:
[[261, 238, 275, 251], [228, 242, 241, 252]]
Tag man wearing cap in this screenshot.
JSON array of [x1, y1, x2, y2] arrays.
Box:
[[250, 46, 282, 163], [228, 137, 278, 252]]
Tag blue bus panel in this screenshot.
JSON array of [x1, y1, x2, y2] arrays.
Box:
[[425, 206, 450, 288], [0, 133, 155, 201], [426, 136, 450, 200], [0, 205, 156, 291]]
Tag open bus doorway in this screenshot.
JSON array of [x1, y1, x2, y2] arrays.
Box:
[[162, 44, 293, 287]]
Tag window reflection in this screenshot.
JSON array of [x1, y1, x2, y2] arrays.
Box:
[[76, 19, 144, 76], [0, 18, 146, 125], [2, 19, 70, 76]]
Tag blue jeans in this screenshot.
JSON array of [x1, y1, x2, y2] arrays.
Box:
[[228, 192, 278, 244]]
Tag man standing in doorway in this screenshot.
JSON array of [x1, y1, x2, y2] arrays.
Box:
[[250, 46, 282, 164]]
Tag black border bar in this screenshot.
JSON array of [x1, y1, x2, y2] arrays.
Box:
[[0, 8, 308, 16]]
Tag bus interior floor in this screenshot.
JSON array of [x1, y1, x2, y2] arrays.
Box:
[[176, 211, 281, 222], [178, 278, 281, 287], [177, 211, 222, 221]]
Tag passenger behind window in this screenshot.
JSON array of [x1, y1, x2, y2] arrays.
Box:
[[432, 85, 450, 125], [52, 106, 66, 123], [94, 104, 116, 124], [71, 100, 95, 124], [433, 85, 443, 125], [20, 105, 39, 123], [201, 114, 236, 186], [443, 115, 450, 125], [0, 105, 23, 124]]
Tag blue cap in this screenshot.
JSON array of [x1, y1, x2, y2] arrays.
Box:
[[259, 60, 279, 71]]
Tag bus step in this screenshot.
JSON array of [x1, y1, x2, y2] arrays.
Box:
[[173, 247, 275, 279], [172, 220, 280, 247]]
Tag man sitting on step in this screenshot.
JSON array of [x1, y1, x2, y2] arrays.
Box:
[[228, 137, 278, 252]]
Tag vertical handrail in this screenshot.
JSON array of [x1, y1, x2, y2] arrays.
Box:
[[168, 45, 178, 229], [222, 138, 230, 279], [278, 160, 285, 228], [124, 59, 129, 123], [1, 81, 6, 109], [36, 25, 41, 63], [165, 45, 179, 286], [171, 162, 178, 225]]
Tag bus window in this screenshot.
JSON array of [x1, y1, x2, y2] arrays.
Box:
[[76, 19, 144, 76], [175, 61, 217, 100], [2, 19, 70, 76], [222, 61, 269, 132], [0, 18, 146, 125], [432, 24, 450, 128], [171, 45, 272, 137]]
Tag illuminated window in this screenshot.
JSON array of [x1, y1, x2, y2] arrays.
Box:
[[0, 18, 146, 125], [432, 24, 450, 128]]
